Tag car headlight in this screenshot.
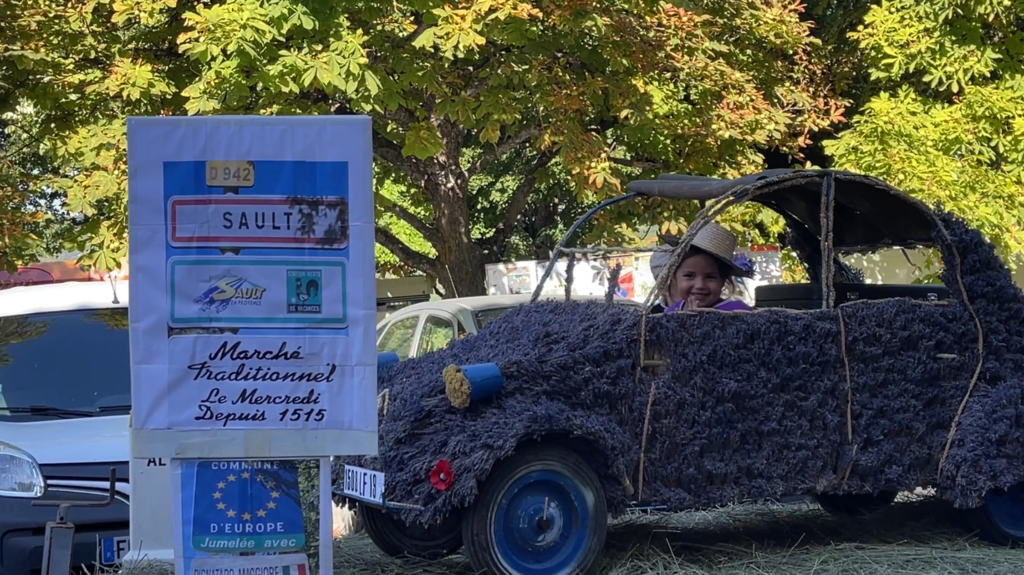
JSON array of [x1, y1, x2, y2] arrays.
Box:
[[0, 441, 45, 498]]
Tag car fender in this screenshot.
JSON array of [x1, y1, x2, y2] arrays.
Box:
[[937, 378, 1024, 508], [450, 411, 637, 516]]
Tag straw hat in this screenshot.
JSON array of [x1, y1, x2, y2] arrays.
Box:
[[649, 222, 751, 280]]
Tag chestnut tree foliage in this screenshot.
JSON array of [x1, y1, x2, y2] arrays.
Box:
[[0, 123, 43, 272], [0, 115, 78, 273], [1, 0, 843, 294], [824, 0, 1024, 267]]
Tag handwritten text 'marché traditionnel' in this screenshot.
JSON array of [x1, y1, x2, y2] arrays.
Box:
[[187, 341, 337, 383]]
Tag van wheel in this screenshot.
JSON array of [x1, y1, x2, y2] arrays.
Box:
[[462, 445, 607, 575], [815, 490, 898, 517], [966, 482, 1024, 546], [360, 504, 462, 560]]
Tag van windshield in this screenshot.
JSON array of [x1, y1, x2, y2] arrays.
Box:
[[0, 309, 131, 421]]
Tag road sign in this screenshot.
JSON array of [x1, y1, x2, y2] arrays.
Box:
[[168, 196, 349, 249], [126, 116, 377, 458], [126, 116, 376, 575]]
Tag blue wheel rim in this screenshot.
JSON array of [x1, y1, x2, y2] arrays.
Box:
[[985, 483, 1024, 538], [492, 469, 593, 575]]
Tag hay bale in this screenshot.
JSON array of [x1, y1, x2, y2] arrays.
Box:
[[335, 210, 1024, 528]]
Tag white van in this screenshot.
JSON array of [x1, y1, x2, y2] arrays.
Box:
[[0, 279, 173, 574], [0, 273, 424, 574]]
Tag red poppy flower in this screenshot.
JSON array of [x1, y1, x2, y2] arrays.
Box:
[[430, 459, 454, 491]]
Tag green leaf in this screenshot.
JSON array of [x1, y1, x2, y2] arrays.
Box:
[[411, 27, 436, 49], [480, 121, 501, 145], [401, 123, 444, 159], [364, 70, 382, 96]]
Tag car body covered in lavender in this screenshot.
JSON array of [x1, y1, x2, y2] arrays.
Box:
[[335, 169, 1024, 575]]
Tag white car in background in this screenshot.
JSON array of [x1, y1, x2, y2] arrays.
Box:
[[375, 294, 642, 360], [0, 279, 140, 575]]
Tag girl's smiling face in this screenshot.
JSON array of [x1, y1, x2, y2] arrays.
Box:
[[667, 252, 727, 308]]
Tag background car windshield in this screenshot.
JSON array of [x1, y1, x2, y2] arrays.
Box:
[[473, 306, 516, 330], [0, 309, 131, 421]]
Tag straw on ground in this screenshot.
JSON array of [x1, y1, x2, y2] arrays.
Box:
[[106, 493, 1020, 575], [332, 495, 1020, 575]]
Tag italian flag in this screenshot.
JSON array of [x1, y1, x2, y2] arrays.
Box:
[[281, 563, 307, 575]]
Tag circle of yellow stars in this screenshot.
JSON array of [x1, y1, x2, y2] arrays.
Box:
[[212, 470, 280, 521]]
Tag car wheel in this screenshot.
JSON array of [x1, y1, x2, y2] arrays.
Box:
[[360, 504, 463, 560], [815, 490, 898, 517], [966, 482, 1024, 546], [462, 444, 608, 575]]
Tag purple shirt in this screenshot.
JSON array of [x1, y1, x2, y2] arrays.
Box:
[[664, 298, 754, 313]]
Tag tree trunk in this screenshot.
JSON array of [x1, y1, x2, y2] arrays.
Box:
[[422, 125, 489, 298], [429, 178, 488, 297], [434, 245, 488, 298], [371, 119, 514, 297], [529, 200, 559, 260]]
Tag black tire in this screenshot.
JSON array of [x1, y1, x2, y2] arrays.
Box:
[[815, 490, 898, 517], [965, 483, 1024, 546], [360, 504, 463, 560], [462, 444, 608, 575]]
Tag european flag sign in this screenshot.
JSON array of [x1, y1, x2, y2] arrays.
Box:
[[188, 460, 306, 552]]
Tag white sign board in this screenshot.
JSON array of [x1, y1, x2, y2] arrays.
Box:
[[126, 116, 378, 459]]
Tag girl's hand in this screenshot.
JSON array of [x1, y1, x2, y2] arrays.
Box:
[[685, 295, 700, 310]]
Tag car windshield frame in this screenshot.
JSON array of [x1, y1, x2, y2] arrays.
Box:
[[0, 307, 132, 422], [472, 306, 518, 331]]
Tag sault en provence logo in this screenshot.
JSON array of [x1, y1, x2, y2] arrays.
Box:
[[194, 275, 266, 314]]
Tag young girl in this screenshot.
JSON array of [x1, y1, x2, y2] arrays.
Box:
[[649, 222, 755, 313]]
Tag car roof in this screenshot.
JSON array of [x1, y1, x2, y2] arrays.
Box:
[[0, 280, 128, 318], [625, 169, 936, 252]]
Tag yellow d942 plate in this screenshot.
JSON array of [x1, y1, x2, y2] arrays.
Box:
[[205, 161, 255, 188]]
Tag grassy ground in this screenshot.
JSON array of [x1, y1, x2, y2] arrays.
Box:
[[333, 494, 1022, 575]]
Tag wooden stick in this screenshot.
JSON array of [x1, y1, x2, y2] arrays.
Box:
[[931, 216, 985, 477], [837, 308, 853, 444]]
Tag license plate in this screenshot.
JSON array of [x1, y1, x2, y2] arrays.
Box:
[[343, 465, 385, 505], [205, 160, 255, 187], [100, 535, 130, 565]]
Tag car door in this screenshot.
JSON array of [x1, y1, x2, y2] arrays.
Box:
[[415, 313, 460, 357]]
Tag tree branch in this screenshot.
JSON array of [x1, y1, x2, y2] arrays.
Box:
[[371, 131, 406, 167], [589, 117, 620, 135], [334, 97, 414, 142], [382, 106, 416, 130], [334, 99, 421, 178], [490, 149, 557, 251], [406, 14, 430, 45], [610, 157, 664, 170], [376, 226, 438, 274], [464, 47, 513, 98], [467, 126, 541, 178], [372, 130, 422, 184], [389, 203, 442, 246]]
